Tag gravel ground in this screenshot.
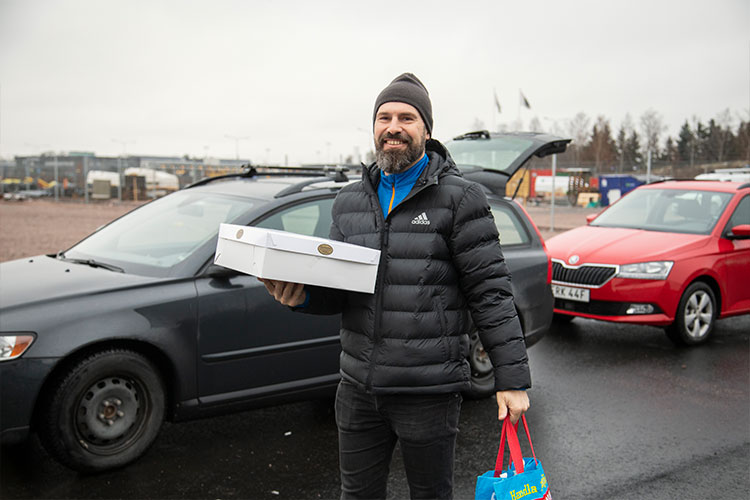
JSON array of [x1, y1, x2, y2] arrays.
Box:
[[0, 198, 597, 263], [0, 199, 147, 262]]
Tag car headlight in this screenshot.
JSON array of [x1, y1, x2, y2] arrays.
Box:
[[0, 335, 35, 361], [617, 261, 674, 280]]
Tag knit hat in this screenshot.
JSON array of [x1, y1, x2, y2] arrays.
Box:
[[373, 73, 433, 135]]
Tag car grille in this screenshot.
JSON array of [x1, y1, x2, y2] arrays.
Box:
[[552, 261, 617, 287]]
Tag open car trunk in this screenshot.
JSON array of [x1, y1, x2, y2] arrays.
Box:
[[445, 131, 571, 197]]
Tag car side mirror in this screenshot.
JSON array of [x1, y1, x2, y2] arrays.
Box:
[[727, 224, 750, 239], [585, 213, 598, 224]]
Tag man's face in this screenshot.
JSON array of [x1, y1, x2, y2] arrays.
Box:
[[374, 101, 430, 174]]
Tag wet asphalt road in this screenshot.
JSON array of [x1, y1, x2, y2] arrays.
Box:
[[2, 315, 749, 499]]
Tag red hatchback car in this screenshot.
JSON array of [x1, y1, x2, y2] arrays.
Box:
[[546, 180, 750, 345]]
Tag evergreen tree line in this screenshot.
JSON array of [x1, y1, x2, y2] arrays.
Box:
[[522, 109, 750, 176]]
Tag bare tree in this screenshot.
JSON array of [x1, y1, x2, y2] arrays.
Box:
[[713, 109, 733, 162], [549, 120, 568, 137], [528, 116, 543, 132], [567, 112, 590, 165], [616, 114, 635, 173], [737, 110, 750, 163], [470, 117, 486, 131], [587, 116, 616, 169], [639, 108, 667, 158]]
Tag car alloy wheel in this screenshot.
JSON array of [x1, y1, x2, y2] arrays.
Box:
[[666, 282, 717, 346]]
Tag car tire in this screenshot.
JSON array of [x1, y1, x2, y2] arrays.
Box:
[[665, 282, 717, 346], [38, 349, 166, 473], [464, 330, 495, 399]]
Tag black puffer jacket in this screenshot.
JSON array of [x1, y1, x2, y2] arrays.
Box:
[[305, 139, 530, 394]]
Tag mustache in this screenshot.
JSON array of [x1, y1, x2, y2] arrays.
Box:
[[379, 132, 411, 144]]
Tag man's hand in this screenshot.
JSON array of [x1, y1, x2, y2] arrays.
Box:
[[495, 390, 530, 424], [258, 278, 306, 307]]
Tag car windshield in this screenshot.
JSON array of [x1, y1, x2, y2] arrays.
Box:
[[591, 188, 733, 234], [64, 190, 256, 275], [445, 136, 535, 174]]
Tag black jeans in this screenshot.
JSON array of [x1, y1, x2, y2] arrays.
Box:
[[334, 379, 462, 500]]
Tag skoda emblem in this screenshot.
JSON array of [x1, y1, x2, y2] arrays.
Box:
[[236, 229, 244, 239], [568, 255, 580, 265], [317, 244, 333, 256]]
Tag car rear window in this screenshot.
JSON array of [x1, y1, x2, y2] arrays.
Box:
[[446, 136, 535, 174], [490, 203, 530, 245]]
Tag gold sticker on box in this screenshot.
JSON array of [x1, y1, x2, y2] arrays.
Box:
[[317, 244, 333, 255], [236, 229, 244, 239]]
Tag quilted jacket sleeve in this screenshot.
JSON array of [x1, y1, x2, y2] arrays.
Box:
[[449, 182, 531, 391]]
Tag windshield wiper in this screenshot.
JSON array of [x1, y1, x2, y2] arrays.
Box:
[[58, 255, 125, 273]]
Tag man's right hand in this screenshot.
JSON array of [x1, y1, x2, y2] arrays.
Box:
[[258, 278, 306, 307]]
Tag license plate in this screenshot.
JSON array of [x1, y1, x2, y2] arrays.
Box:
[[552, 284, 590, 303]]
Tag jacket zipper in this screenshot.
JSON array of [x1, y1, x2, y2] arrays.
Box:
[[362, 171, 387, 391], [361, 168, 439, 391]]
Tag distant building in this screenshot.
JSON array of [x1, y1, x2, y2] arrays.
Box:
[[5, 153, 253, 194]]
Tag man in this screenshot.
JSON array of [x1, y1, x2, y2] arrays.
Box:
[[261, 73, 530, 499]]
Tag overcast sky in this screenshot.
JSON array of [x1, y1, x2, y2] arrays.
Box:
[[1, 0, 748, 164]]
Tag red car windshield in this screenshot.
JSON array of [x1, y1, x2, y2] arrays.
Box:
[[591, 188, 733, 234]]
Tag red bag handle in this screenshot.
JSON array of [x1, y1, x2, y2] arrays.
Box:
[[493, 415, 537, 477]]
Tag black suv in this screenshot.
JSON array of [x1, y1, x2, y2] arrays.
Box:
[[1, 132, 567, 472]]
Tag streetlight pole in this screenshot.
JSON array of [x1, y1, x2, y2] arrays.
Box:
[[550, 154, 557, 232], [357, 127, 373, 164], [84, 156, 89, 204], [225, 135, 250, 161], [54, 155, 59, 202]]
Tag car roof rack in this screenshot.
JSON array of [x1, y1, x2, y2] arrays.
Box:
[[452, 130, 491, 141], [739, 182, 750, 190], [274, 166, 350, 198], [184, 164, 349, 189]]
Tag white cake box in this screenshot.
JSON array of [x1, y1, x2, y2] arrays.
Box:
[[214, 223, 381, 293]]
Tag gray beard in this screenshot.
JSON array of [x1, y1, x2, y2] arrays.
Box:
[[376, 141, 425, 175]]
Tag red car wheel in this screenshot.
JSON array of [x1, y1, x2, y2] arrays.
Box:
[[666, 282, 717, 346]]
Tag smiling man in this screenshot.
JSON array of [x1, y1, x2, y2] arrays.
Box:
[[261, 73, 530, 499]]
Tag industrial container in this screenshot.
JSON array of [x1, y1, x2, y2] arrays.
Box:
[[598, 174, 643, 206]]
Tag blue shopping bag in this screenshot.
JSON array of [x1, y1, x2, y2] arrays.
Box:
[[475, 416, 550, 500]]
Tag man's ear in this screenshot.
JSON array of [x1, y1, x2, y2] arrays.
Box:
[[427, 132, 431, 140]]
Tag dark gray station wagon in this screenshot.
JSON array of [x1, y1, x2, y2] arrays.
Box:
[[0, 132, 567, 472]]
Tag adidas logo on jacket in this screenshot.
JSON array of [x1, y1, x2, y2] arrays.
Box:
[[411, 212, 430, 225]]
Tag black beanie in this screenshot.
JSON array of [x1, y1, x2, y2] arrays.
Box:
[[373, 73, 433, 135]]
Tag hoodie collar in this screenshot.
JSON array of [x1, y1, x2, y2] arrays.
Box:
[[378, 153, 429, 189]]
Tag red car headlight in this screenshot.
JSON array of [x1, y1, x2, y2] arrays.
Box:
[[616, 261, 674, 280]]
